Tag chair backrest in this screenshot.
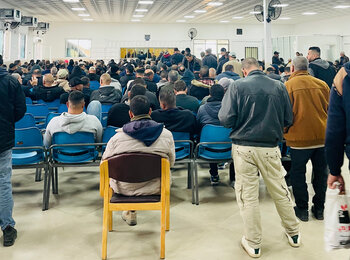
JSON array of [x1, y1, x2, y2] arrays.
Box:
[[102, 126, 118, 143], [46, 112, 61, 127], [15, 113, 36, 129], [101, 112, 108, 128], [101, 104, 112, 113], [107, 153, 161, 183], [26, 104, 50, 118], [51, 132, 97, 163], [58, 104, 68, 113], [172, 132, 191, 160], [25, 97, 33, 104], [90, 81, 100, 91], [15, 127, 43, 147], [200, 124, 231, 143], [38, 99, 60, 111]]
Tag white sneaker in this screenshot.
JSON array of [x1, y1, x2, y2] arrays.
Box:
[[241, 236, 261, 258], [122, 211, 137, 226], [285, 232, 301, 247]]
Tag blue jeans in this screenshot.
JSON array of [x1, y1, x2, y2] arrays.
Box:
[[87, 100, 102, 121], [0, 149, 15, 230]]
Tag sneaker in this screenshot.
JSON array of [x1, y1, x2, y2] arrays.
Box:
[[3, 226, 17, 247], [122, 211, 137, 226], [294, 207, 309, 222], [311, 206, 324, 220], [285, 232, 301, 247], [241, 236, 261, 258], [210, 175, 220, 185], [230, 180, 235, 189]]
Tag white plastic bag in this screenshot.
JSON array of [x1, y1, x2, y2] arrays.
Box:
[[324, 188, 350, 251]]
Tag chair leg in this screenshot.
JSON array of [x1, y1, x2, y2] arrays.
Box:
[[191, 161, 195, 204], [35, 167, 42, 182], [42, 165, 51, 211], [194, 162, 199, 205], [54, 167, 58, 194], [108, 211, 113, 232], [187, 162, 192, 189], [160, 208, 166, 259], [166, 193, 170, 231], [102, 204, 109, 260]]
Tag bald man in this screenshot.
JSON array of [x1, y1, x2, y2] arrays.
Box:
[[89, 73, 122, 104], [32, 73, 65, 102]]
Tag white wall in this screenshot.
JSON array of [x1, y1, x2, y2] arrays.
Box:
[[41, 22, 293, 61]]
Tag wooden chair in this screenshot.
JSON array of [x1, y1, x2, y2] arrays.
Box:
[[100, 153, 170, 260]]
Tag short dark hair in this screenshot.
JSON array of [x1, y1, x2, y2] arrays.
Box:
[[68, 90, 85, 106], [266, 67, 275, 72], [130, 85, 147, 99], [130, 95, 150, 116], [185, 53, 192, 57], [200, 66, 209, 77], [210, 84, 225, 100], [284, 66, 291, 73], [126, 65, 134, 74], [159, 87, 176, 108], [174, 80, 187, 92], [160, 70, 168, 79], [81, 76, 90, 86], [309, 46, 321, 56], [131, 78, 146, 87], [225, 64, 234, 72], [69, 77, 84, 88], [136, 68, 145, 75]]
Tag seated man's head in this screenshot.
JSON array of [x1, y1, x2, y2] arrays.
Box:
[[199, 66, 209, 78], [266, 67, 276, 75], [209, 84, 225, 101], [11, 73, 22, 84], [57, 69, 68, 80], [159, 87, 176, 110], [100, 73, 112, 86], [136, 68, 145, 78], [128, 78, 146, 92], [69, 77, 84, 91], [160, 70, 168, 81], [43, 74, 55, 87], [81, 76, 90, 88], [174, 80, 187, 95], [168, 70, 179, 83], [89, 66, 96, 74], [129, 95, 151, 119], [126, 65, 134, 75], [209, 68, 216, 78], [128, 84, 147, 100], [144, 69, 154, 80], [225, 64, 234, 73], [284, 66, 291, 75], [67, 90, 85, 114]]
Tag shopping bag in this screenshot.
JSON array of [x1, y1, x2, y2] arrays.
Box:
[[324, 188, 350, 251]]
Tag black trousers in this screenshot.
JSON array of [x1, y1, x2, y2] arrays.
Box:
[[209, 162, 236, 181], [290, 147, 328, 211]]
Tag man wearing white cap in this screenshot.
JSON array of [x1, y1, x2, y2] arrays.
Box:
[[223, 52, 243, 77]]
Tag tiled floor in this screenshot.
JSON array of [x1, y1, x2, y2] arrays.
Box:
[[1, 161, 349, 260]]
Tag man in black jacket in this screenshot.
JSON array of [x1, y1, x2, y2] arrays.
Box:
[[171, 48, 184, 65], [307, 46, 336, 88], [120, 65, 136, 90], [202, 49, 218, 69], [0, 56, 26, 247], [31, 74, 65, 102], [218, 58, 300, 258], [183, 53, 202, 73]]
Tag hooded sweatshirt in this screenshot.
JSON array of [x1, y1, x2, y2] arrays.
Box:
[[197, 97, 222, 127], [326, 62, 350, 176], [44, 112, 103, 147], [309, 58, 336, 88], [0, 67, 26, 154]]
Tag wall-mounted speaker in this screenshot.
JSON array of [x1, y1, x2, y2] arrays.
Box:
[[236, 28, 243, 35]]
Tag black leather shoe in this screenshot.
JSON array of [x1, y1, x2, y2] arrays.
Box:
[[311, 206, 324, 220], [294, 206, 309, 222], [3, 226, 17, 247]]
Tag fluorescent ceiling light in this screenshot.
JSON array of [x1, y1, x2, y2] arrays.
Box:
[[250, 11, 261, 14], [194, 10, 207, 13], [131, 19, 141, 22], [184, 15, 195, 18], [83, 18, 93, 21], [72, 8, 85, 11], [220, 20, 229, 23], [78, 13, 90, 16], [63, 0, 79, 2], [133, 14, 144, 17], [138, 0, 153, 4], [135, 9, 148, 12], [279, 17, 291, 20], [207, 2, 223, 6], [272, 4, 289, 7], [334, 5, 350, 9], [302, 12, 317, 15], [232, 16, 243, 19], [176, 19, 186, 22]]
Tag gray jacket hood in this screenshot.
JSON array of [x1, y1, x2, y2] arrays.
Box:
[[310, 58, 330, 69], [59, 112, 89, 134]]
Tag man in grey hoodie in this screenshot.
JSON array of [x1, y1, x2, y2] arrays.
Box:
[[44, 91, 103, 147]]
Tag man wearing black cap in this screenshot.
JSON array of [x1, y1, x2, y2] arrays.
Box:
[[60, 77, 90, 105], [217, 48, 230, 74], [272, 51, 282, 65], [171, 48, 184, 66]]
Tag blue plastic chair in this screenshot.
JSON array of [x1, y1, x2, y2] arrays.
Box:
[[90, 81, 100, 91], [101, 104, 112, 113], [26, 104, 50, 129], [58, 104, 68, 113], [15, 113, 36, 129], [45, 112, 61, 128], [38, 99, 60, 112], [193, 125, 232, 205], [101, 112, 109, 128], [26, 97, 33, 104], [102, 126, 118, 144]]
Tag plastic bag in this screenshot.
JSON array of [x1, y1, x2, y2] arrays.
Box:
[[324, 188, 350, 251]]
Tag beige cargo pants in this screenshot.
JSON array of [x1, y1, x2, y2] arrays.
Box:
[[232, 144, 300, 249]]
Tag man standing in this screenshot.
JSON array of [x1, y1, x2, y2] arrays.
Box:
[[202, 49, 218, 69], [223, 52, 243, 78], [219, 58, 300, 258], [272, 51, 282, 65], [339, 51, 350, 66], [284, 57, 329, 222], [0, 55, 26, 246], [307, 46, 336, 88]]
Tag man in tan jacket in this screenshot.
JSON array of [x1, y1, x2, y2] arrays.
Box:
[[284, 56, 329, 222], [102, 95, 175, 226]]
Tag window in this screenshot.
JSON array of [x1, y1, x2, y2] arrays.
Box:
[[193, 39, 229, 58], [0, 30, 3, 56], [65, 39, 91, 58], [19, 34, 26, 59], [245, 47, 259, 59]]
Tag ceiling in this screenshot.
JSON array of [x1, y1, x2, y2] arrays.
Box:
[[0, 0, 349, 24]]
